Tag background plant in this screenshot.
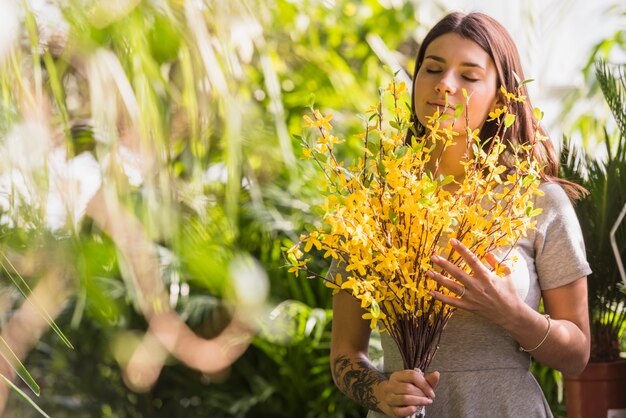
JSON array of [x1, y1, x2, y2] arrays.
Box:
[[1, 0, 431, 416], [561, 60, 626, 363]]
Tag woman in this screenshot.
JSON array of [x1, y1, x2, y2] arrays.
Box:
[[330, 12, 591, 418]]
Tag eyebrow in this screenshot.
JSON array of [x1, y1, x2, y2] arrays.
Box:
[[424, 55, 485, 70]]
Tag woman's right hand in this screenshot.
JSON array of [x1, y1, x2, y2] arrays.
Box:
[[376, 369, 440, 418]]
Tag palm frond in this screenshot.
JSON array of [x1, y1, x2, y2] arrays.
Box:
[[595, 60, 626, 142], [564, 61, 626, 361]]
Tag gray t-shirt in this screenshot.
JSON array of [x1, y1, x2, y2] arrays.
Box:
[[362, 182, 592, 418]]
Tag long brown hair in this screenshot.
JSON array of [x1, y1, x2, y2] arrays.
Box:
[[408, 12, 586, 200]]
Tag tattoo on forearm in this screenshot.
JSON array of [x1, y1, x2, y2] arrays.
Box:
[[331, 354, 386, 411]]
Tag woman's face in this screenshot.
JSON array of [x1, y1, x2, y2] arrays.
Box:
[[413, 33, 499, 134]]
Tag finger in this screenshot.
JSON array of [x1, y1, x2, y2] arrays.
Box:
[[449, 238, 491, 276], [391, 403, 431, 418], [427, 269, 464, 297], [387, 393, 434, 406], [430, 290, 463, 309], [393, 369, 436, 399], [430, 254, 471, 287], [425, 371, 440, 389], [485, 252, 512, 276]]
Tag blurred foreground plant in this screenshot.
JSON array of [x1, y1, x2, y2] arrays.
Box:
[[0, 0, 440, 415]]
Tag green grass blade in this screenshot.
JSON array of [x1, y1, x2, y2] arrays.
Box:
[[0, 373, 50, 418], [21, 2, 42, 101], [0, 337, 40, 396], [41, 51, 71, 143], [0, 253, 74, 349]]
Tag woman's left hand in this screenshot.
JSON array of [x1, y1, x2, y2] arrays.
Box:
[[427, 238, 523, 325]]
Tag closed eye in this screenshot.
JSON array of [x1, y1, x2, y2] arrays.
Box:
[[426, 69, 442, 74], [463, 76, 479, 82]]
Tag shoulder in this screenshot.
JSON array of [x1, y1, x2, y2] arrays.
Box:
[[532, 182, 592, 288], [534, 181, 576, 224], [532, 180, 584, 242], [536, 181, 572, 209]]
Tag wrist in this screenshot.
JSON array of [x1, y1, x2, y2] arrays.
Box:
[[497, 298, 533, 331], [519, 314, 551, 352], [372, 378, 391, 414]]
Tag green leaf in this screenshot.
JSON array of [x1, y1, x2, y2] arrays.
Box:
[[419, 197, 434, 206], [370, 300, 380, 318], [522, 174, 535, 187], [388, 208, 398, 225], [504, 113, 516, 128], [287, 252, 298, 265], [389, 120, 400, 130], [440, 175, 455, 186], [533, 107, 544, 122], [310, 205, 326, 216], [519, 78, 535, 86], [394, 145, 408, 158], [453, 103, 464, 118], [0, 254, 74, 349], [422, 181, 437, 196], [0, 337, 40, 396]]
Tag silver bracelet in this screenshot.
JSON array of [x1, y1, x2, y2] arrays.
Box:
[[519, 314, 551, 352]]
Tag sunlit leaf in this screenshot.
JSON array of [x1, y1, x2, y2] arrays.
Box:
[[504, 113, 516, 128], [0, 373, 49, 417], [0, 254, 73, 349], [0, 337, 40, 396]]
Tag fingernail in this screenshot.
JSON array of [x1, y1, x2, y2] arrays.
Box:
[[427, 398, 433, 404], [430, 255, 439, 263], [426, 270, 434, 277], [450, 238, 459, 245]]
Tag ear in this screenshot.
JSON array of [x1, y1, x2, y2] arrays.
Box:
[[492, 90, 505, 110]]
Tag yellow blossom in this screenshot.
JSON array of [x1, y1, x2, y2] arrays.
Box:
[[289, 84, 543, 367], [301, 147, 313, 160], [487, 105, 507, 121]]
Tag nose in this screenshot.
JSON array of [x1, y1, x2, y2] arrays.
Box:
[[435, 73, 456, 95]]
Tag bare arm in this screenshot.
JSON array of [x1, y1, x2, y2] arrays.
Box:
[[504, 277, 590, 376], [430, 239, 590, 377], [330, 290, 385, 411], [86, 188, 253, 378], [331, 290, 438, 417]]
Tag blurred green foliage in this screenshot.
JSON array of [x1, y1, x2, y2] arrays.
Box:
[[0, 0, 426, 416]]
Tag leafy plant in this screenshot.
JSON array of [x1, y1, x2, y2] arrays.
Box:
[[561, 60, 626, 362]]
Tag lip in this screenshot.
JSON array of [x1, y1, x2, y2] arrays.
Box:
[[427, 101, 452, 108]]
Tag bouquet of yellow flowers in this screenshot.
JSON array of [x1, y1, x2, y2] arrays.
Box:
[[287, 79, 544, 372]]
